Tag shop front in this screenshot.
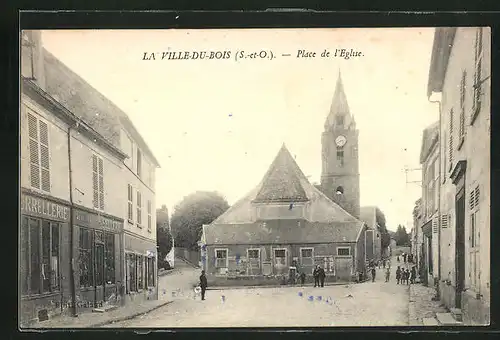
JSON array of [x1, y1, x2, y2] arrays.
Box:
[[124, 232, 158, 304], [20, 191, 71, 325], [73, 207, 123, 311]]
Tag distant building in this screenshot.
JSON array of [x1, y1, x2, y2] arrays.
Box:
[[419, 121, 440, 287], [359, 206, 382, 262], [203, 144, 368, 286], [427, 27, 490, 325]]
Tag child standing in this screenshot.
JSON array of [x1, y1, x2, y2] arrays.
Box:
[[396, 266, 401, 284], [385, 266, 390, 282]]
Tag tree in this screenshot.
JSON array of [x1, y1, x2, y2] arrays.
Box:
[[375, 207, 391, 248], [170, 191, 230, 250], [395, 224, 410, 246]]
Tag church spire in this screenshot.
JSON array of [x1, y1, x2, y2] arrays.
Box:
[[324, 70, 353, 130]]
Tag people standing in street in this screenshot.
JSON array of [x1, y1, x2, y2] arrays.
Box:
[[403, 253, 407, 263], [199, 270, 208, 301], [300, 272, 306, 286], [371, 266, 376, 282], [405, 269, 411, 285], [410, 266, 417, 284], [318, 266, 326, 287], [397, 255, 400, 263], [396, 266, 402, 284], [385, 266, 390, 282], [383, 258, 386, 268], [313, 265, 320, 287]]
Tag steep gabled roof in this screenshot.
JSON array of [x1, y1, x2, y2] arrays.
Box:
[[206, 144, 364, 244], [253, 144, 309, 203]]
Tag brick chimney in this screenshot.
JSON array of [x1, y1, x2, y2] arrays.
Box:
[[21, 30, 46, 90]]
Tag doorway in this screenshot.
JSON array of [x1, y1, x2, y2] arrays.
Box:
[[455, 189, 466, 309], [93, 230, 105, 307]]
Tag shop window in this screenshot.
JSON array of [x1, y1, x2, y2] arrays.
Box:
[[21, 217, 60, 296], [128, 253, 138, 292], [146, 256, 155, 287], [105, 233, 115, 284], [137, 255, 144, 290], [79, 228, 93, 288], [28, 113, 51, 192]]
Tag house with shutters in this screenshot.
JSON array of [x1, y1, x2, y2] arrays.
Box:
[[201, 144, 371, 286], [419, 121, 440, 288], [427, 27, 490, 325]]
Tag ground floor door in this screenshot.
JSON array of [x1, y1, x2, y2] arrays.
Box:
[[93, 231, 105, 306], [455, 190, 466, 309]]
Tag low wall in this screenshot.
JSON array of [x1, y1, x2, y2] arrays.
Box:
[[208, 273, 360, 287], [175, 247, 200, 267]]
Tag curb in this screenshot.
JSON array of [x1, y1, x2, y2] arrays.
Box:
[[92, 301, 174, 327]]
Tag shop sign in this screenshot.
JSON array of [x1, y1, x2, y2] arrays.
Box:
[[74, 209, 123, 233], [20, 193, 70, 222]]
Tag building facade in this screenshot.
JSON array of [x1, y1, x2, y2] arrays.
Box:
[[19, 31, 160, 325], [419, 122, 440, 287], [427, 27, 490, 325], [411, 198, 424, 278], [202, 145, 368, 287]]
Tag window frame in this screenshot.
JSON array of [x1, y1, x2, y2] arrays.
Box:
[[92, 154, 105, 210], [459, 69, 467, 148], [246, 248, 261, 272], [299, 247, 314, 266], [21, 217, 61, 296], [471, 28, 484, 125], [214, 248, 229, 268], [147, 200, 152, 233], [136, 190, 142, 228], [336, 247, 351, 256], [272, 248, 288, 268], [27, 112, 51, 193], [137, 149, 142, 178], [127, 184, 134, 223]]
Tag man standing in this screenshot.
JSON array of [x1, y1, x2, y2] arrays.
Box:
[[313, 265, 320, 287], [199, 270, 208, 301], [318, 266, 326, 287], [371, 265, 376, 282]]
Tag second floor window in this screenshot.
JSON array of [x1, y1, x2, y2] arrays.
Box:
[[28, 113, 50, 192], [459, 70, 467, 145], [92, 155, 104, 210], [127, 184, 133, 222], [147, 200, 152, 232], [137, 149, 142, 178], [136, 191, 142, 226], [472, 28, 484, 124]]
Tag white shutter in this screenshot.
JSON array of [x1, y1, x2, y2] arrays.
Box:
[[28, 114, 40, 189], [39, 120, 50, 192], [98, 158, 104, 210], [92, 155, 99, 208]]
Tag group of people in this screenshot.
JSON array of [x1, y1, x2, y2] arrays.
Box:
[[396, 265, 417, 284], [313, 265, 326, 287], [397, 252, 414, 264]]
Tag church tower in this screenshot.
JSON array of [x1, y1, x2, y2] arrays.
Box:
[[320, 71, 360, 219]]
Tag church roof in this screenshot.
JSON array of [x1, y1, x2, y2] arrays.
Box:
[[324, 71, 354, 130], [205, 144, 364, 244]]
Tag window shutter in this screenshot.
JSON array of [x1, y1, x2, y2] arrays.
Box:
[[441, 214, 448, 228], [39, 120, 50, 192], [92, 155, 99, 208], [474, 185, 480, 208], [98, 158, 104, 210], [28, 114, 40, 189], [432, 218, 438, 233], [469, 190, 475, 210], [459, 70, 466, 139], [448, 109, 454, 168]]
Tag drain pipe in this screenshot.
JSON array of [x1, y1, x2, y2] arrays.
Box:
[[67, 126, 78, 317], [429, 93, 442, 300]]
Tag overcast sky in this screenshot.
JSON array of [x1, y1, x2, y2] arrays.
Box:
[[41, 28, 438, 231]]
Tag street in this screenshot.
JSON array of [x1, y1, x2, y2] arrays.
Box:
[[104, 260, 413, 327]]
